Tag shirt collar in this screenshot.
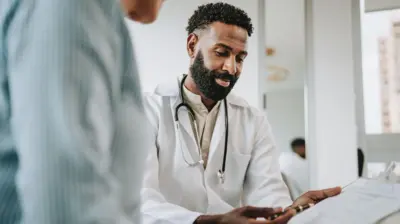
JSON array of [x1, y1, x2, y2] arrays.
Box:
[[182, 85, 221, 113]]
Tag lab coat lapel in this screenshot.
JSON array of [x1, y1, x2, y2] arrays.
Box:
[[169, 83, 201, 165], [154, 76, 201, 163], [171, 97, 199, 152]]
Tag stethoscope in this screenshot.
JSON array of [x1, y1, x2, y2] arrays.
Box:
[[174, 75, 229, 184]]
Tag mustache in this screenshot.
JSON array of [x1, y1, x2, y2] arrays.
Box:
[[212, 72, 238, 82]]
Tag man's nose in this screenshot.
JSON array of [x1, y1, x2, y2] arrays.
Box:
[[222, 57, 237, 75]]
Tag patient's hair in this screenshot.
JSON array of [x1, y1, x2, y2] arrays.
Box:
[[291, 138, 305, 150], [186, 2, 254, 36]]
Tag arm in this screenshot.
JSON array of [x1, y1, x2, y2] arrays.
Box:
[[242, 114, 293, 208], [142, 95, 203, 224], [7, 1, 132, 223]]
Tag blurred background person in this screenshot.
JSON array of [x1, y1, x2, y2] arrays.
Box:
[[0, 0, 163, 223], [280, 138, 309, 200], [291, 138, 306, 159], [358, 148, 365, 177]]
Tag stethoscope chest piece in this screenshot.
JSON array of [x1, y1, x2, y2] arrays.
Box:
[[217, 170, 225, 184]]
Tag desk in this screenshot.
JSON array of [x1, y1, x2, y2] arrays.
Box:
[[288, 178, 400, 224]]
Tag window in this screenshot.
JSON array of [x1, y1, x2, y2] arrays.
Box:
[[362, 8, 400, 134], [367, 162, 400, 178], [394, 162, 400, 176], [367, 162, 386, 178]]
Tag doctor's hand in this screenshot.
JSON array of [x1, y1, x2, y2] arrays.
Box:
[[194, 206, 296, 224], [290, 186, 342, 209]]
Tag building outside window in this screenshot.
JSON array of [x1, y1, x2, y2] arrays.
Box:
[[362, 8, 400, 134]]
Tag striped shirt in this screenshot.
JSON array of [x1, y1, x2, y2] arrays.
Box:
[[0, 0, 150, 223]]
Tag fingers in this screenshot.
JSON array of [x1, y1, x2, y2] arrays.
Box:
[[247, 209, 296, 224], [248, 209, 295, 224], [241, 206, 282, 219], [283, 206, 292, 212], [305, 186, 342, 201], [248, 219, 271, 224], [271, 207, 284, 214], [270, 209, 296, 224], [248, 218, 268, 224], [323, 186, 342, 197]]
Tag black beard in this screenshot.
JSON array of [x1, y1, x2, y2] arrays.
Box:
[[189, 52, 238, 101]]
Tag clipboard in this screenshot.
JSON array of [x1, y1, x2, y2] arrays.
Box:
[[288, 178, 400, 224]]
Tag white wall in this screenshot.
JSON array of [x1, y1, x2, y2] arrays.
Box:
[[126, 2, 190, 92], [127, 0, 265, 109], [265, 0, 306, 92], [366, 134, 400, 162], [266, 90, 305, 153], [264, 0, 306, 157], [263, 0, 399, 169], [305, 0, 359, 188]]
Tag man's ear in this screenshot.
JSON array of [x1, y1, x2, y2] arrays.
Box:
[[187, 33, 198, 58]]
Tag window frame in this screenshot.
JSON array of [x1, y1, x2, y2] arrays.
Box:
[[361, 0, 400, 164], [365, 0, 400, 13]]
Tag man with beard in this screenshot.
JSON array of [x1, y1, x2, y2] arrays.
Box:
[[142, 3, 341, 224]]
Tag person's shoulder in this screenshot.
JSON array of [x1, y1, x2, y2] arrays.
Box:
[[143, 90, 162, 105], [142, 90, 164, 114], [143, 78, 180, 115], [143, 78, 177, 101], [142, 82, 170, 127]]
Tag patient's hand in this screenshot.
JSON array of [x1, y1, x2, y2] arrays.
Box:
[[289, 186, 342, 209]]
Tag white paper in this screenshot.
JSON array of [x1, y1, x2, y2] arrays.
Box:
[[288, 179, 400, 224]]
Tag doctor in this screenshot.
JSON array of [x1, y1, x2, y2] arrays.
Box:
[[142, 2, 341, 224]]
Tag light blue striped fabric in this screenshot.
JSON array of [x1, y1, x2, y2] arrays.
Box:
[[0, 0, 150, 223]]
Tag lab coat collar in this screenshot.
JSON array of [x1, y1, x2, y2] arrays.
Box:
[[152, 75, 249, 108], [152, 75, 245, 169]]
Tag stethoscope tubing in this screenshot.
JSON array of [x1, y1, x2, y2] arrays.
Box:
[[174, 75, 229, 179]]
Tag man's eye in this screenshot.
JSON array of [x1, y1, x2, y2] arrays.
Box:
[[236, 55, 246, 63], [216, 51, 228, 57]]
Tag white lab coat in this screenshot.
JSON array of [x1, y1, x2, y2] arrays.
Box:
[[141, 76, 292, 224]]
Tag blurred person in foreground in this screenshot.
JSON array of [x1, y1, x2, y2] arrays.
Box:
[[142, 3, 341, 224], [0, 0, 163, 223]]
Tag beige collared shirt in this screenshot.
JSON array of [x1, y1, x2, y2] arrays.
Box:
[[182, 86, 220, 169]]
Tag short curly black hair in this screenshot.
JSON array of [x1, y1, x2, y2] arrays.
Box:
[[291, 138, 305, 150], [186, 2, 254, 37]]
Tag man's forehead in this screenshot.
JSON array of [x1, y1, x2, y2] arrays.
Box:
[[198, 22, 248, 53], [205, 22, 248, 43]]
